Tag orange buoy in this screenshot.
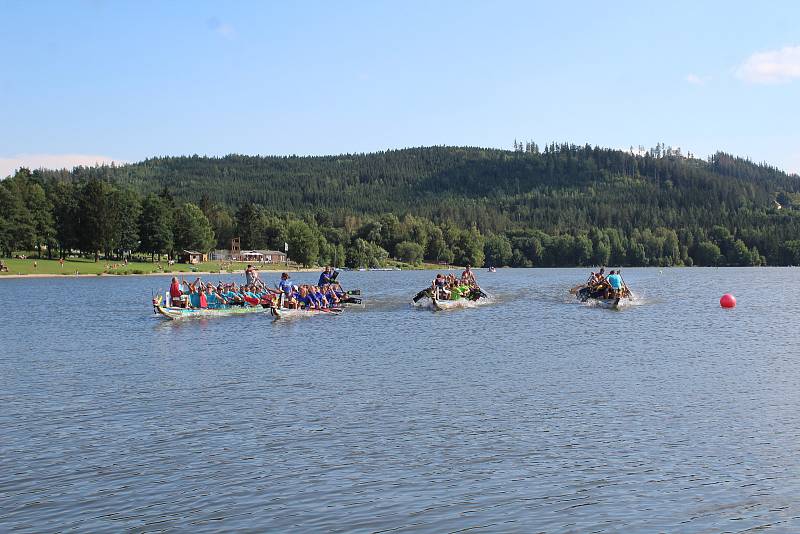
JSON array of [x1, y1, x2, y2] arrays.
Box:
[[720, 293, 736, 308]]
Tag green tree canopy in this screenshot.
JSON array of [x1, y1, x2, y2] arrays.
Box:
[[286, 220, 319, 267], [174, 202, 215, 252], [395, 240, 425, 264]]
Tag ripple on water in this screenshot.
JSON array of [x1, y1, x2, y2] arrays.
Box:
[[3, 268, 800, 531]]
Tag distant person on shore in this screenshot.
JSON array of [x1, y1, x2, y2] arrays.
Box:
[[59, 258, 64, 269]]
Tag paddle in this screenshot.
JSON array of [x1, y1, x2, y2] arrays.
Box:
[[569, 283, 586, 295], [618, 272, 634, 299], [412, 287, 431, 303]]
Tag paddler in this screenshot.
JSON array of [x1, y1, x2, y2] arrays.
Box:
[[318, 266, 336, 286]]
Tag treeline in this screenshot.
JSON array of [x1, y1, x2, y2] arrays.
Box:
[[0, 168, 483, 267], [4, 144, 800, 267]]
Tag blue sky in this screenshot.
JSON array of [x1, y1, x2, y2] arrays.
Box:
[[1, 0, 799, 176]]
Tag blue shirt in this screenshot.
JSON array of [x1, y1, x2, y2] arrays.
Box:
[[278, 279, 293, 294], [607, 274, 623, 289], [318, 272, 333, 286]]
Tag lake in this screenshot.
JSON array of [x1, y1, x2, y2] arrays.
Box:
[[2, 267, 800, 532]]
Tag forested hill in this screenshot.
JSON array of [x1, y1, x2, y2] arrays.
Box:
[[46, 145, 799, 235], [8, 144, 800, 268]]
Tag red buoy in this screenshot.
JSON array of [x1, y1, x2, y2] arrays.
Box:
[[720, 293, 736, 308]]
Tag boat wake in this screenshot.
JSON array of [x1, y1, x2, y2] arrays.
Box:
[[411, 295, 495, 312], [580, 294, 646, 310]]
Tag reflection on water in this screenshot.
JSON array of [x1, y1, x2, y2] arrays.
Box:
[[3, 268, 800, 532]]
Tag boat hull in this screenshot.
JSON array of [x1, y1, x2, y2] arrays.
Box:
[[575, 285, 632, 309], [270, 307, 342, 320], [154, 303, 266, 321], [584, 297, 628, 309], [429, 297, 486, 311]]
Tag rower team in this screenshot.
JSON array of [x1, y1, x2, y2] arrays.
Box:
[[168, 265, 347, 311], [429, 265, 485, 301], [585, 267, 630, 299]]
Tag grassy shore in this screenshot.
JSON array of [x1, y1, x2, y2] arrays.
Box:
[[0, 258, 450, 278], [0, 258, 289, 277]]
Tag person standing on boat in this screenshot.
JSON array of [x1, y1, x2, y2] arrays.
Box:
[[319, 266, 341, 288], [606, 270, 623, 297], [169, 277, 185, 307], [277, 273, 293, 295], [245, 264, 257, 285], [434, 273, 447, 298], [461, 265, 476, 285]]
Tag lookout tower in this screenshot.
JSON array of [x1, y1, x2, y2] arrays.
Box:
[[231, 237, 241, 261]]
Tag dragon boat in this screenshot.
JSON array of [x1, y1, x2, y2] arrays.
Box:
[[412, 286, 488, 311], [573, 285, 632, 309], [153, 294, 269, 320], [153, 294, 343, 321]]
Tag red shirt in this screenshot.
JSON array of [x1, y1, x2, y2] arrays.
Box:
[[170, 281, 182, 298]]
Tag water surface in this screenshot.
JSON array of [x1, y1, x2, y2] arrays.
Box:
[[2, 268, 800, 532]]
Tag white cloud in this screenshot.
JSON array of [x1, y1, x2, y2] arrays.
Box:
[[0, 153, 124, 179], [207, 17, 236, 39], [685, 73, 710, 86], [736, 45, 800, 84]]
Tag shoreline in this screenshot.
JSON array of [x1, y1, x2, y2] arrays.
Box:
[[0, 268, 323, 280]]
